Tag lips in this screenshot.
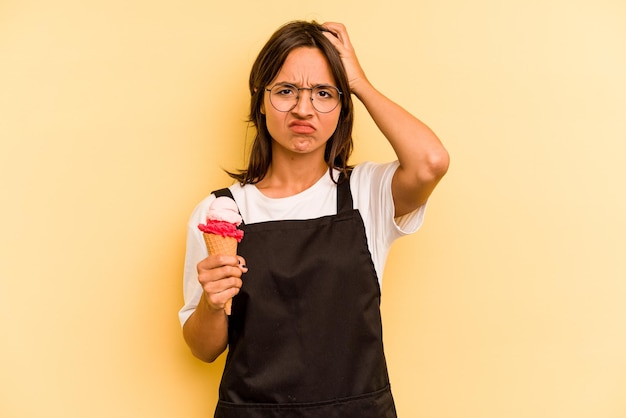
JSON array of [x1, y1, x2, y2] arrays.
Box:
[[288, 121, 316, 134]]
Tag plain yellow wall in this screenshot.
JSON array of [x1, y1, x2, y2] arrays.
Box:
[[1, 1, 625, 417]]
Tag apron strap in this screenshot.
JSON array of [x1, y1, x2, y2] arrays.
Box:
[[336, 169, 354, 214], [213, 187, 235, 200]]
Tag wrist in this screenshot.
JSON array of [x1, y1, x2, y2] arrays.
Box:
[[351, 78, 376, 102]]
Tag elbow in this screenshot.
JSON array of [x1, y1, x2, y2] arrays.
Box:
[[189, 347, 222, 364], [184, 336, 226, 364], [434, 148, 450, 178], [182, 322, 227, 364], [421, 147, 450, 184], [394, 147, 450, 216]]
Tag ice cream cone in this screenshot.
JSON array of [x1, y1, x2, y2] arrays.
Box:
[[203, 233, 238, 256], [203, 233, 238, 315]]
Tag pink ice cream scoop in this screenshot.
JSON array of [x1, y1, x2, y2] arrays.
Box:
[[198, 196, 244, 242]]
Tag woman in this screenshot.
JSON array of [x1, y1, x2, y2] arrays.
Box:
[[180, 20, 449, 417]]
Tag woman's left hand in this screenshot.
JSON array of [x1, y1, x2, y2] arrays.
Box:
[[322, 22, 369, 96]]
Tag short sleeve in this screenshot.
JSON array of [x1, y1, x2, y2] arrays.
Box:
[[178, 195, 215, 327]]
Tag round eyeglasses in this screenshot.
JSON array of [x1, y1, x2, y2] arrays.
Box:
[[265, 83, 342, 113]]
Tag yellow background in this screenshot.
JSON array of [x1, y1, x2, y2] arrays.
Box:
[[1, 0, 625, 417]]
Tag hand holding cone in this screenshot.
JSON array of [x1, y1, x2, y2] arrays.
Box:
[[198, 196, 244, 315]]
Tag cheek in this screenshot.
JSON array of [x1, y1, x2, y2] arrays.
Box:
[[262, 100, 287, 129], [264, 110, 286, 138], [324, 113, 341, 133]]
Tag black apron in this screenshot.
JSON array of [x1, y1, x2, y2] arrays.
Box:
[[212, 174, 397, 418]]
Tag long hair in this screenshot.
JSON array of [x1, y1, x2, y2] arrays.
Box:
[[227, 20, 354, 184]]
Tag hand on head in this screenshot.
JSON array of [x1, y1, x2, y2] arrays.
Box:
[[321, 22, 369, 95]]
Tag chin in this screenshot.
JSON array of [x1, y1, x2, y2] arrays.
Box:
[[289, 138, 317, 152]]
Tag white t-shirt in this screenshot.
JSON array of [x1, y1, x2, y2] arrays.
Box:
[[179, 161, 426, 326]]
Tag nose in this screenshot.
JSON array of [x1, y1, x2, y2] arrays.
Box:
[[291, 88, 314, 115]]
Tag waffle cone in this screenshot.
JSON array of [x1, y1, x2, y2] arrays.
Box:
[[203, 233, 238, 315], [203, 233, 238, 256]]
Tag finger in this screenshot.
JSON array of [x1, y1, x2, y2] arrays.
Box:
[[322, 30, 341, 48], [198, 263, 244, 285], [204, 283, 242, 311], [322, 22, 349, 43], [322, 25, 357, 57], [198, 253, 241, 271], [321, 22, 344, 35], [237, 256, 249, 272], [205, 280, 243, 311], [197, 263, 245, 299], [203, 275, 243, 295]]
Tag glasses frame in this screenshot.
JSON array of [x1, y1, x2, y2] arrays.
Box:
[[265, 83, 343, 113]]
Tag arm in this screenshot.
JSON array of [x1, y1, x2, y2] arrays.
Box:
[[323, 23, 449, 217], [182, 254, 246, 363]]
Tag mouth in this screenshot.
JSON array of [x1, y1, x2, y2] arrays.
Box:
[[288, 121, 316, 134]]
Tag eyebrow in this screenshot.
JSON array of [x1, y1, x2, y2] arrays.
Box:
[[272, 81, 336, 87]]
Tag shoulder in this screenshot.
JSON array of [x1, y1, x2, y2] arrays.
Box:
[[350, 161, 399, 200], [188, 182, 239, 227], [188, 193, 217, 228], [351, 161, 399, 178]]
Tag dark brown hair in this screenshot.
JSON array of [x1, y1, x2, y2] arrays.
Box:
[[228, 20, 354, 184]]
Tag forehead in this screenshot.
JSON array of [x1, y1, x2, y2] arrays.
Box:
[[272, 47, 335, 85]]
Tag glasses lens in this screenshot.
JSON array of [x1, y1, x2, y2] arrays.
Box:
[[269, 85, 341, 113], [311, 86, 341, 113], [269, 85, 298, 112]]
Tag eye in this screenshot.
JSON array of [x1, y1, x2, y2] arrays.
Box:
[[314, 86, 336, 100], [273, 85, 297, 97]]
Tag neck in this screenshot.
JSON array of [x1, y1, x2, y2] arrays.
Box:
[[256, 157, 328, 198]]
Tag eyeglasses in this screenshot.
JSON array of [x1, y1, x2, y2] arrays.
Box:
[[265, 83, 342, 113]]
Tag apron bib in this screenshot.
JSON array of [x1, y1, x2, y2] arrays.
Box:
[[212, 175, 397, 418]]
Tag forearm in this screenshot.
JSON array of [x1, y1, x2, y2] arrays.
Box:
[[353, 80, 447, 177], [182, 293, 229, 363]]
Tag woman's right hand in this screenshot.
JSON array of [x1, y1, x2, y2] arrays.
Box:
[[184, 254, 246, 362], [321, 22, 369, 97], [197, 254, 247, 312]]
